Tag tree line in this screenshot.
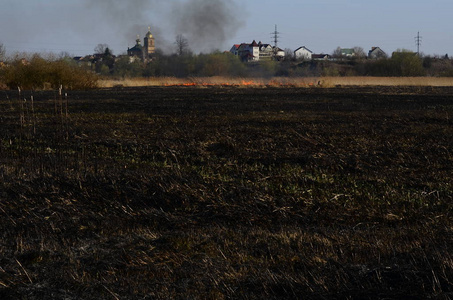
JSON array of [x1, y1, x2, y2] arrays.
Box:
[[93, 48, 453, 78], [1, 41, 453, 90]]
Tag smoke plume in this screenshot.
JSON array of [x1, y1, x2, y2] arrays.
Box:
[[84, 0, 244, 54], [170, 0, 245, 53], [0, 0, 245, 56]]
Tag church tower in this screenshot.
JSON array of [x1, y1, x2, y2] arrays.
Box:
[[143, 27, 155, 57]]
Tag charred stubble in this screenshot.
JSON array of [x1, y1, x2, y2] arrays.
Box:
[[0, 86, 452, 299]]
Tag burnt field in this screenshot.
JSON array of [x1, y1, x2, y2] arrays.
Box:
[[0, 86, 452, 299]]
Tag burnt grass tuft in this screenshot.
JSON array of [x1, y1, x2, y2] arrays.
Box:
[[0, 86, 452, 299]]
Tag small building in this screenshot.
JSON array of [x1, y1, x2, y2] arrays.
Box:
[[73, 55, 95, 68], [368, 47, 386, 59], [230, 44, 240, 56], [312, 54, 331, 61], [340, 48, 355, 57], [294, 46, 313, 60]]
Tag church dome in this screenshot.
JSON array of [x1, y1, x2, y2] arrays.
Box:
[[145, 27, 153, 38]]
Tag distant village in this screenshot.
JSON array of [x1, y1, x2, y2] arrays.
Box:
[[72, 27, 389, 68], [229, 42, 386, 62], [2, 26, 452, 90]]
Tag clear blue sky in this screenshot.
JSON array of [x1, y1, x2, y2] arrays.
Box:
[[1, 0, 452, 57]]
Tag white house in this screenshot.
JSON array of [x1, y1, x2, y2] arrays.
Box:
[[258, 43, 274, 60], [230, 40, 285, 62], [294, 46, 313, 60], [274, 47, 286, 60]]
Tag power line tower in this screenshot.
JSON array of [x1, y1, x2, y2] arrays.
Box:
[[271, 24, 280, 49], [415, 31, 422, 55]]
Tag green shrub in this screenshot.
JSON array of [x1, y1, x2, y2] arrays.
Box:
[[199, 52, 247, 77], [364, 51, 425, 77]]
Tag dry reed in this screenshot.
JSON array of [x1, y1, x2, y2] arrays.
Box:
[[99, 76, 453, 88]]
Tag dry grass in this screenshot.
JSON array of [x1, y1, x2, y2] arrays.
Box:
[[99, 76, 453, 88], [99, 76, 320, 88]]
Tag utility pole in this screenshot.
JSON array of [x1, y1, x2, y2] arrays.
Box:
[[415, 31, 422, 56]]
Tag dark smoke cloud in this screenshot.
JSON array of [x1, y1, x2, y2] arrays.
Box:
[[83, 0, 244, 54], [0, 0, 245, 56], [171, 0, 245, 53]]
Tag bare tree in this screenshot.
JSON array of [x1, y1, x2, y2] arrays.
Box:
[[0, 43, 5, 61], [352, 46, 366, 59], [332, 46, 342, 58], [94, 43, 110, 55], [58, 51, 72, 60], [175, 34, 190, 56], [284, 48, 295, 61]]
